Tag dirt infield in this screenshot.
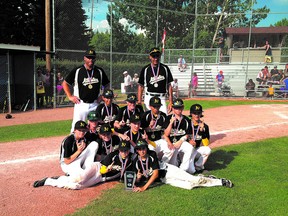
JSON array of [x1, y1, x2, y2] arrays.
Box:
[[1, 103, 288, 216]]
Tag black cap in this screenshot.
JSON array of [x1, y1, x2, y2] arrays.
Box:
[[87, 111, 101, 121], [149, 47, 161, 56], [172, 98, 184, 108], [190, 104, 203, 115], [74, 120, 88, 131], [99, 123, 112, 135], [84, 49, 96, 57], [102, 89, 114, 98], [118, 140, 131, 151], [126, 93, 137, 102], [149, 96, 162, 107], [135, 139, 148, 150], [130, 113, 141, 123]]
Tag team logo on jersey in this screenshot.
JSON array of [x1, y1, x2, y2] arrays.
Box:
[[149, 75, 165, 85], [82, 77, 99, 86]]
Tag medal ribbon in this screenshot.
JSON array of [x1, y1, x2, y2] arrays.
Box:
[[85, 66, 94, 85], [138, 156, 149, 178], [104, 104, 113, 121], [191, 122, 200, 141], [151, 63, 160, 84], [104, 140, 113, 155], [130, 130, 140, 143], [150, 111, 159, 130], [119, 154, 128, 178], [173, 115, 183, 136]]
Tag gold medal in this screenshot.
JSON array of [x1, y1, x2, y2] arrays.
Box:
[[173, 137, 177, 143], [154, 83, 158, 87], [88, 84, 93, 89], [151, 134, 155, 139]]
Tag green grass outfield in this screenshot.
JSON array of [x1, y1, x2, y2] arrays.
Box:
[[0, 99, 287, 143], [71, 137, 288, 216]]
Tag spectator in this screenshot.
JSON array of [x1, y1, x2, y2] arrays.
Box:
[[132, 73, 139, 92], [123, 71, 132, 94], [44, 69, 53, 108], [217, 36, 225, 62], [177, 55, 187, 72], [270, 66, 279, 81], [283, 63, 288, 79], [171, 79, 179, 98], [216, 70, 224, 89], [262, 40, 272, 63], [56, 72, 65, 105], [267, 83, 274, 99], [36, 69, 45, 109], [256, 69, 265, 85], [245, 79, 256, 97], [191, 72, 198, 97]]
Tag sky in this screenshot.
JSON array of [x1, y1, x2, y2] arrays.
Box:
[[82, 0, 288, 32]]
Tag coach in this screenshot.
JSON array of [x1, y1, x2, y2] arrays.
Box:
[[137, 47, 174, 114], [62, 49, 110, 132]]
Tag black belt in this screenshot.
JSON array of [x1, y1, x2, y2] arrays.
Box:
[[146, 92, 166, 97], [82, 100, 96, 103]]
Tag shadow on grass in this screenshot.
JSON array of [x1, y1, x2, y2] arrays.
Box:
[[205, 149, 238, 171]]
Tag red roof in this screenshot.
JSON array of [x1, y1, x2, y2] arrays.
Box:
[[225, 26, 288, 35]]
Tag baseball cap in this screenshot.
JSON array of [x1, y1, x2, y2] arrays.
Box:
[[126, 93, 137, 103], [123, 71, 128, 75], [118, 140, 131, 151], [102, 89, 114, 98], [274, 66, 277, 68], [149, 47, 161, 56], [149, 96, 162, 107], [99, 123, 112, 135], [74, 120, 88, 131], [84, 49, 96, 58], [130, 113, 141, 123], [87, 111, 101, 121], [172, 98, 184, 108], [135, 139, 148, 150], [190, 104, 203, 115]]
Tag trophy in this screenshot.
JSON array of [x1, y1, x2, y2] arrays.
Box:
[[124, 171, 136, 190]]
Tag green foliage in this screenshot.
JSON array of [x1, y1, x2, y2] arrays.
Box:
[[72, 137, 288, 216]]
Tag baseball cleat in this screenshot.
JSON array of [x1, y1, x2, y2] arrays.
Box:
[[33, 177, 48, 188], [221, 178, 233, 188]]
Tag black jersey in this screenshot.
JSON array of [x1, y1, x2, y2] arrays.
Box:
[[114, 105, 144, 133], [60, 134, 87, 162], [101, 150, 135, 181], [96, 135, 121, 156], [65, 65, 110, 102], [95, 102, 120, 128], [141, 110, 167, 141], [187, 122, 210, 148], [138, 63, 173, 94], [163, 114, 190, 143]]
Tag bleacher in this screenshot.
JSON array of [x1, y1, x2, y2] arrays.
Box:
[[167, 62, 287, 98]]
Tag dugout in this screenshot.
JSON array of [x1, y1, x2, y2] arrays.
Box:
[[0, 44, 40, 113]]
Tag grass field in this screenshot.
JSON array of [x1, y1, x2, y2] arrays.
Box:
[[72, 137, 288, 216]]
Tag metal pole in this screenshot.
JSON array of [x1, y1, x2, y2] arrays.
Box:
[[191, 0, 198, 84], [110, 1, 113, 89], [33, 52, 37, 111], [245, 0, 254, 96], [52, 0, 56, 108], [156, 0, 159, 46], [7, 51, 12, 113]]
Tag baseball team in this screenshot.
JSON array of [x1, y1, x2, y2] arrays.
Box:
[[33, 47, 233, 191]]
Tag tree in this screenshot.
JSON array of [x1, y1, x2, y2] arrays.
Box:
[[0, 0, 45, 49]]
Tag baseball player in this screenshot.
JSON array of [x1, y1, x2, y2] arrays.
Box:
[[33, 140, 135, 190], [132, 139, 233, 192], [162, 98, 194, 173], [124, 113, 146, 153], [140, 96, 173, 163], [137, 47, 174, 114], [33, 120, 100, 189], [95, 89, 120, 129], [62, 49, 110, 132], [96, 123, 122, 161], [187, 104, 211, 173], [114, 93, 144, 133]]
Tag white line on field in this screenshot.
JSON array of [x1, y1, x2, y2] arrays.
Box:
[[273, 111, 288, 119], [1, 121, 288, 166], [0, 154, 58, 165]]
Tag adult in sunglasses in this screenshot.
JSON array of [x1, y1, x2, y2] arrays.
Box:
[[62, 49, 110, 132], [137, 47, 174, 114]]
